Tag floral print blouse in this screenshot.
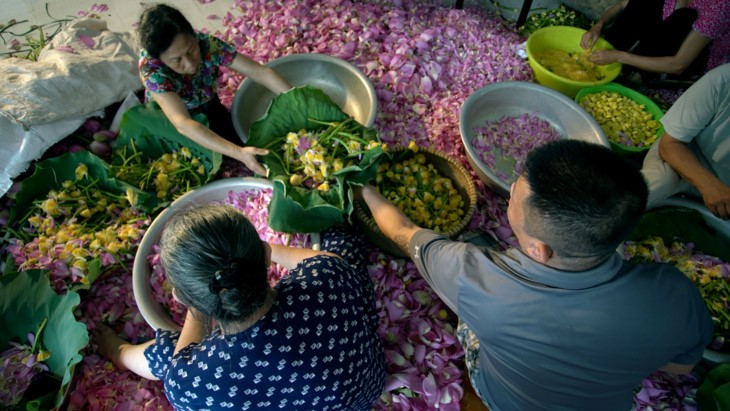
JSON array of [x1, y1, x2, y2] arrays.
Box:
[[663, 0, 730, 70], [139, 32, 237, 110]]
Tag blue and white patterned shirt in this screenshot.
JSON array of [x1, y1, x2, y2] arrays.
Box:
[[145, 254, 385, 410]]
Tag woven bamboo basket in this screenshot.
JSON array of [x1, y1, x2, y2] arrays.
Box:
[[354, 146, 477, 257]]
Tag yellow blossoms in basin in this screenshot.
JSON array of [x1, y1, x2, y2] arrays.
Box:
[[376, 144, 465, 233]]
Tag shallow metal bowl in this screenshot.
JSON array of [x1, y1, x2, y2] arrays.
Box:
[[459, 81, 610, 197], [232, 53, 377, 143], [132, 177, 321, 331]]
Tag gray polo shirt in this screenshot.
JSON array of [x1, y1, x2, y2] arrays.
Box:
[[410, 229, 712, 411], [660, 63, 730, 185]]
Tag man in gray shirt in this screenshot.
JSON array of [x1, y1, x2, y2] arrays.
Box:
[[359, 139, 712, 411]]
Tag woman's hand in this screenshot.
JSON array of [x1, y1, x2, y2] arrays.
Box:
[[232, 146, 269, 176], [581, 24, 602, 50], [587, 49, 623, 65]]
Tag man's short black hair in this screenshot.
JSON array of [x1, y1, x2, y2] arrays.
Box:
[[522, 139, 648, 258]]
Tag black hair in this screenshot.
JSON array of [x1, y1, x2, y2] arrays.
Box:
[[159, 204, 270, 328], [138, 4, 195, 59], [522, 139, 648, 258]]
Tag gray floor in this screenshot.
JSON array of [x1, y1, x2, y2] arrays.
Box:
[[2, 0, 236, 50]]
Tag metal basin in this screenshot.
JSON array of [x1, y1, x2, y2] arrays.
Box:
[[231, 53, 377, 143], [132, 177, 320, 331], [459, 81, 609, 197]]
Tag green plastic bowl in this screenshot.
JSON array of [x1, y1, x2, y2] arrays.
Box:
[[576, 83, 665, 157], [526, 26, 622, 98]]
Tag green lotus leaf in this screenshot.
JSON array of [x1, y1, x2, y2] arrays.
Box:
[[8, 151, 151, 225], [247, 86, 384, 233], [0, 269, 88, 410]]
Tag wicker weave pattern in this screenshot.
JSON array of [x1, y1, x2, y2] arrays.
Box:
[[354, 146, 477, 257]]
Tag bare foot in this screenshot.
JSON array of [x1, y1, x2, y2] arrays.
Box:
[[93, 323, 130, 371]]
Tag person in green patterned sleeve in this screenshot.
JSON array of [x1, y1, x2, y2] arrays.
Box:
[[137, 4, 291, 175]]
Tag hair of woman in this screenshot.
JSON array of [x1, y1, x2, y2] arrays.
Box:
[[159, 204, 270, 327], [522, 139, 648, 259], [138, 3, 196, 59]]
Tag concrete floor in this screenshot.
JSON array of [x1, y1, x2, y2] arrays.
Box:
[[2, 0, 236, 51]]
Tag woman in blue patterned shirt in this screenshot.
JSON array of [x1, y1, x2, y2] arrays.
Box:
[[138, 4, 291, 175], [97, 204, 386, 410]]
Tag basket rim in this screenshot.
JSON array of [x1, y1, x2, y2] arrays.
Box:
[[354, 146, 477, 239]]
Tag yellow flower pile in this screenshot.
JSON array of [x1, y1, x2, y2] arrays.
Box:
[[282, 124, 384, 191], [112, 145, 206, 200], [580, 91, 661, 147], [10, 164, 149, 289], [625, 236, 730, 341], [376, 145, 465, 233]]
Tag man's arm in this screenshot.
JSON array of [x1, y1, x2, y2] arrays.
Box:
[[359, 185, 422, 254], [659, 133, 730, 219]]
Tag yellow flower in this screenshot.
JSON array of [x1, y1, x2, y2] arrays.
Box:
[[408, 140, 419, 152], [180, 146, 192, 159], [366, 141, 382, 150], [333, 159, 343, 172], [320, 163, 330, 178], [41, 198, 60, 216], [28, 216, 43, 228], [290, 174, 303, 186], [313, 171, 325, 183], [72, 258, 87, 270], [155, 173, 171, 193], [80, 208, 92, 219], [197, 165, 205, 175], [72, 248, 88, 258], [106, 241, 123, 253], [125, 188, 138, 207], [304, 164, 317, 177], [317, 182, 330, 191], [75, 163, 88, 180], [89, 239, 102, 250], [347, 141, 362, 152], [36, 350, 51, 362], [286, 132, 299, 148]]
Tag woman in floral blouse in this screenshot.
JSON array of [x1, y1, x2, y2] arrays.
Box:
[[138, 4, 291, 175]]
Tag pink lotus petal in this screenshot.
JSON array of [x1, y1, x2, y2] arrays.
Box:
[[78, 35, 96, 49]]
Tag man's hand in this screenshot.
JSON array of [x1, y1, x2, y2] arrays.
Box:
[[701, 182, 730, 219], [233, 146, 269, 176]]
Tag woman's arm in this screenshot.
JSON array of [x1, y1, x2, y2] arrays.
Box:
[[174, 307, 208, 356], [151, 91, 269, 175], [659, 133, 730, 219], [588, 30, 711, 74], [269, 243, 336, 270], [228, 54, 292, 94], [581, 0, 629, 49]]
